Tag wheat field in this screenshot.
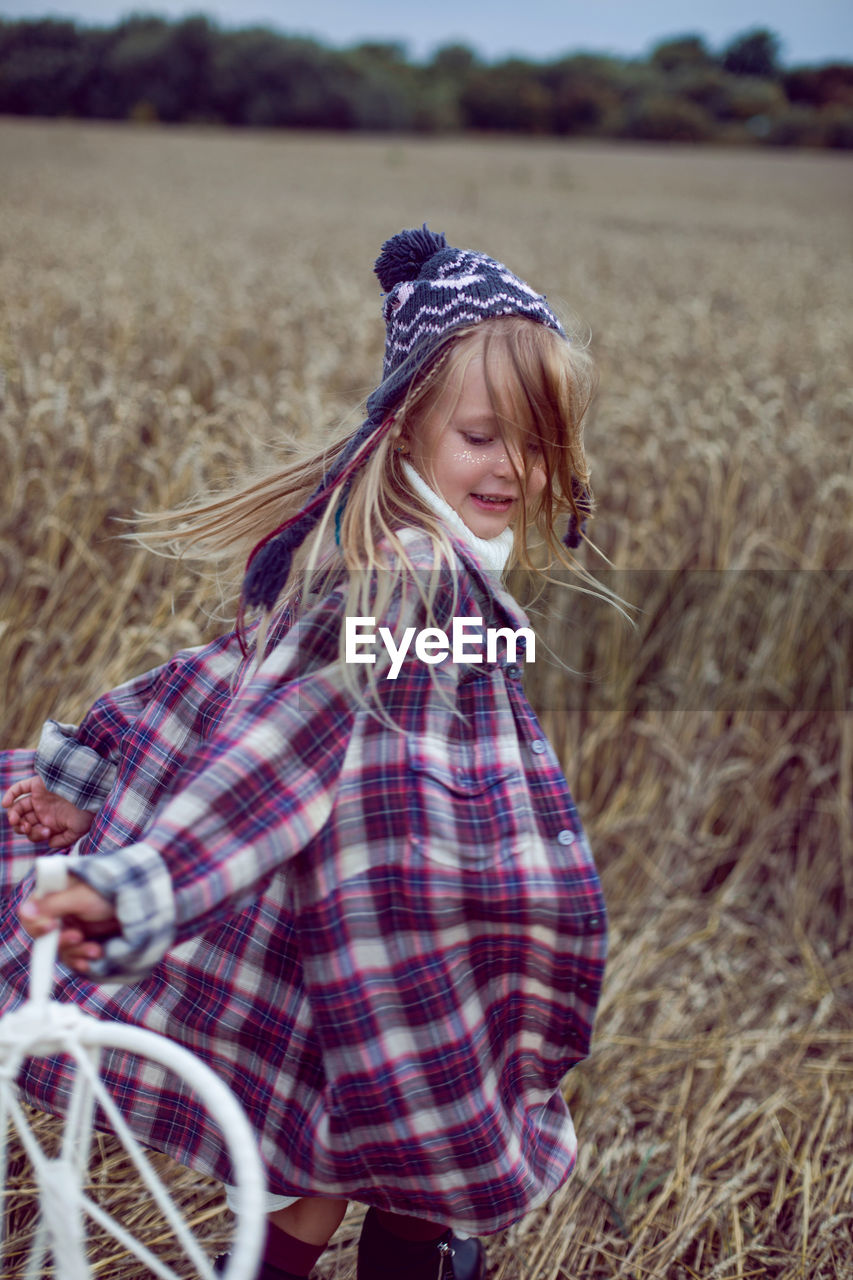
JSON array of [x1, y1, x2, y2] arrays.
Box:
[[0, 120, 851, 1279]]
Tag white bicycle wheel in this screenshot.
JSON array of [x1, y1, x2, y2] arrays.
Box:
[[0, 857, 266, 1280]]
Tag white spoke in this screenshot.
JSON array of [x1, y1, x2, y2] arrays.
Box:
[[36, 1159, 90, 1280], [23, 1219, 52, 1280], [4, 1088, 55, 1174], [70, 1044, 219, 1278], [61, 1044, 100, 1176], [77, 1190, 215, 1280], [0, 1084, 9, 1251], [1, 1091, 89, 1280], [0, 859, 266, 1280]]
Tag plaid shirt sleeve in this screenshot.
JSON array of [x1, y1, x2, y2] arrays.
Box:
[[34, 661, 183, 809], [36, 721, 122, 809], [33, 627, 259, 813], [74, 591, 355, 979]]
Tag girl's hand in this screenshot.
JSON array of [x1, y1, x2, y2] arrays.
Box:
[[19, 874, 119, 974], [2, 776, 95, 848]]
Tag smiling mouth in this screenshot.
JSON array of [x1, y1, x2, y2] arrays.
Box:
[[471, 493, 513, 506]]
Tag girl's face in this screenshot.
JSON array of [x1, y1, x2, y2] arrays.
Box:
[[408, 355, 546, 540]]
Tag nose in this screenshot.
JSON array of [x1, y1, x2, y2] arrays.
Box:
[[494, 441, 522, 477]]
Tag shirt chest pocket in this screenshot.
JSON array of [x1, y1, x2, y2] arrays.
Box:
[[406, 732, 536, 868]]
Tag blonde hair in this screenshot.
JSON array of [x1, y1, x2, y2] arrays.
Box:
[[398, 316, 596, 563], [135, 315, 598, 680]]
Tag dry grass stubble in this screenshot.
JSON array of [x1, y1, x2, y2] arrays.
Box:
[[1, 122, 851, 1277]]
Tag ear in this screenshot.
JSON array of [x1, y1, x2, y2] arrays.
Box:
[[388, 417, 411, 454]]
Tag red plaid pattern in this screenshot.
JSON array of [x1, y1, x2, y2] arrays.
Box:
[[0, 541, 606, 1234]]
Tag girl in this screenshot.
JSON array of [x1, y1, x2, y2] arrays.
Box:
[[3, 226, 608, 1280]]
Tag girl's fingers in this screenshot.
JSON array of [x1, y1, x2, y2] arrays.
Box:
[[17, 886, 109, 970], [58, 933, 104, 974], [2, 778, 38, 807], [19, 882, 117, 940], [5, 798, 34, 824], [2, 780, 28, 806], [18, 896, 68, 938], [19, 898, 58, 937]]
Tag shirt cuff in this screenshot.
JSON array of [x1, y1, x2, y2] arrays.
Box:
[[35, 720, 118, 809], [72, 842, 176, 981]]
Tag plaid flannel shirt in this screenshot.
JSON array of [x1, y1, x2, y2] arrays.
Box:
[[0, 539, 607, 1234]]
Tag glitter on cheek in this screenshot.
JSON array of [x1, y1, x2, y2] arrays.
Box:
[[450, 449, 491, 467]]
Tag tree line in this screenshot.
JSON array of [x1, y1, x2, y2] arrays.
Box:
[[1, 16, 851, 147]]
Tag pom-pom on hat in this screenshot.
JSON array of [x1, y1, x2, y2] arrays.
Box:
[[370, 225, 565, 421], [242, 225, 576, 615]]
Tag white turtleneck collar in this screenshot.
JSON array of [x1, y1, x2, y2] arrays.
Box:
[[401, 460, 515, 574]]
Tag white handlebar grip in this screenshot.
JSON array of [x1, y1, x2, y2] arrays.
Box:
[[29, 856, 72, 1005]]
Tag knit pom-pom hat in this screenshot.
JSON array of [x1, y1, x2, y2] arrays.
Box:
[[242, 225, 581, 613], [372, 225, 565, 412]]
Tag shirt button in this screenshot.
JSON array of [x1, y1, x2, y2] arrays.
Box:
[[530, 739, 547, 754], [557, 829, 575, 846], [504, 664, 521, 679]]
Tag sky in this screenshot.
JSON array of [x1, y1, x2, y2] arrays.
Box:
[[1, 0, 851, 66]]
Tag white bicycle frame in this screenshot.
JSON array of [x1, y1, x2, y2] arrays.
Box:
[[0, 857, 266, 1280]]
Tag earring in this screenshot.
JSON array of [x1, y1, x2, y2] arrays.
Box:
[[395, 442, 408, 454]]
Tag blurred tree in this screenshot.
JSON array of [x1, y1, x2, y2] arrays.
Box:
[[716, 76, 785, 121], [170, 15, 216, 121], [783, 63, 853, 109], [344, 42, 417, 129], [542, 56, 622, 134], [461, 59, 552, 131], [0, 15, 848, 147], [672, 66, 730, 116], [350, 41, 408, 67], [722, 28, 780, 78], [764, 105, 823, 146], [676, 68, 785, 123], [70, 26, 119, 117], [820, 107, 853, 147], [650, 34, 715, 74], [410, 83, 461, 130], [767, 102, 853, 147], [0, 18, 80, 115], [415, 43, 477, 131], [103, 16, 178, 120], [620, 93, 715, 142], [209, 27, 264, 124], [0, 16, 77, 61], [429, 43, 477, 78], [102, 14, 217, 122], [210, 30, 355, 128]]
